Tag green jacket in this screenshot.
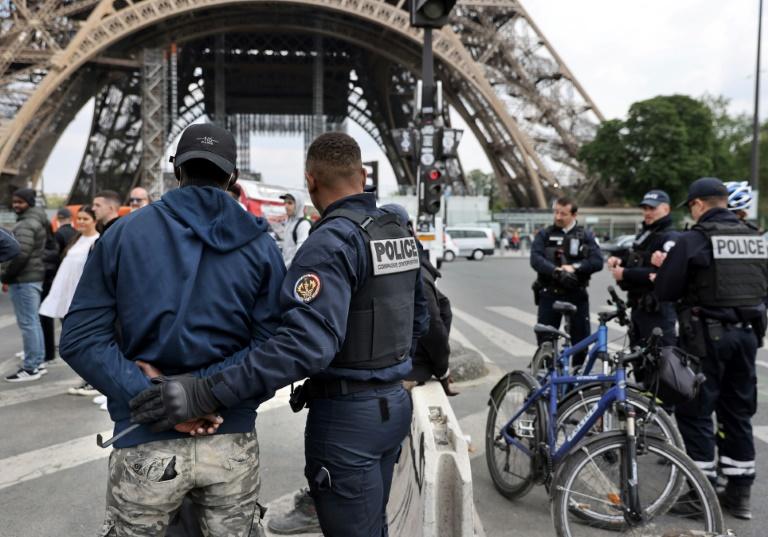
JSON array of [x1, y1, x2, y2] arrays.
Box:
[[1, 207, 46, 284]]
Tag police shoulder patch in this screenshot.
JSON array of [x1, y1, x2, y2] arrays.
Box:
[[294, 273, 322, 303]]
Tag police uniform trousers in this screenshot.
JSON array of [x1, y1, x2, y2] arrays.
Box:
[[536, 289, 591, 368], [304, 383, 412, 537], [675, 326, 758, 486]]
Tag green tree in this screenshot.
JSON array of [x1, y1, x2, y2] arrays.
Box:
[[580, 95, 717, 202], [466, 169, 506, 212]]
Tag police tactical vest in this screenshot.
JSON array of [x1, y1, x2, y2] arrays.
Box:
[[684, 220, 768, 308], [313, 208, 419, 370], [539, 225, 590, 287], [626, 228, 665, 270]]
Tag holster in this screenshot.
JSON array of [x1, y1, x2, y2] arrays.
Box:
[[289, 383, 308, 413], [678, 308, 707, 358], [532, 280, 543, 306]]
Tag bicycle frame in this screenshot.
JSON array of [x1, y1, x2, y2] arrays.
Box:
[[501, 366, 628, 465], [541, 323, 609, 397]]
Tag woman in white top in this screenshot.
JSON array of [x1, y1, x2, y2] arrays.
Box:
[[40, 205, 100, 319]]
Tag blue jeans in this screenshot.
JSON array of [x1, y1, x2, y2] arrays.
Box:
[[305, 384, 412, 537], [10, 282, 44, 371]]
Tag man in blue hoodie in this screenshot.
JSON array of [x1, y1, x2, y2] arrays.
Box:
[[59, 123, 285, 536]]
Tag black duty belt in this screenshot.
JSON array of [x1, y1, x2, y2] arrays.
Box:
[[304, 378, 401, 399]]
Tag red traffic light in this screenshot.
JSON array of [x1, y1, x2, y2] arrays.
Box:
[[428, 169, 441, 181]]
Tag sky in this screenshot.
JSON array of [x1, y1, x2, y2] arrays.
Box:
[[41, 0, 765, 196]]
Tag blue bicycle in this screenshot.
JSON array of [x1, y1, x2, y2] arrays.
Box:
[[528, 289, 683, 454], [529, 286, 630, 383], [485, 335, 723, 536]]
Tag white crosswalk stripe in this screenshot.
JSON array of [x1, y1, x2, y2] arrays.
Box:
[[452, 307, 538, 357], [0, 314, 16, 330], [485, 305, 626, 353], [0, 384, 295, 492]]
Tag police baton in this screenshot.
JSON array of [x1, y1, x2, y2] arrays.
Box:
[[96, 423, 141, 448]]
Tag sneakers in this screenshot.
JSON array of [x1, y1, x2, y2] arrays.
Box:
[[67, 382, 100, 396], [5, 368, 42, 382], [267, 488, 321, 535], [93, 394, 107, 405], [38, 363, 48, 376]]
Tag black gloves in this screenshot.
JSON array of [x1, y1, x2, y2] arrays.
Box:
[[129, 375, 220, 432], [554, 269, 579, 289]]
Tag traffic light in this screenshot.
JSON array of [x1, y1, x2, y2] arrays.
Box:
[[410, 0, 457, 29], [420, 166, 444, 215]]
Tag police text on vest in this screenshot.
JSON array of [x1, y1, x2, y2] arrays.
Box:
[[370, 237, 420, 275], [711, 236, 768, 259]]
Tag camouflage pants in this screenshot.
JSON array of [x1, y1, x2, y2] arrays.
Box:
[[99, 431, 263, 537]]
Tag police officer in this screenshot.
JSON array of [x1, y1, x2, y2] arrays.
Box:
[[654, 177, 767, 520], [607, 190, 678, 355], [130, 132, 429, 537], [530, 196, 603, 367]]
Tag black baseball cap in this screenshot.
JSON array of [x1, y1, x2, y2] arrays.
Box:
[[639, 190, 671, 208], [677, 177, 728, 208], [279, 193, 296, 202], [171, 124, 236, 175], [57, 207, 72, 219]]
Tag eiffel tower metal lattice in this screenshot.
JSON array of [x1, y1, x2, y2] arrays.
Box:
[[0, 0, 603, 206]]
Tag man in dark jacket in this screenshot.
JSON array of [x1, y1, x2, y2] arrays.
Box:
[[0, 228, 20, 262], [530, 197, 603, 367], [607, 190, 679, 351], [1, 188, 46, 381], [59, 124, 285, 536], [54, 207, 77, 251], [654, 177, 767, 519]]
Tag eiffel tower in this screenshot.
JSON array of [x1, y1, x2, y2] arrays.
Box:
[[0, 0, 604, 207]]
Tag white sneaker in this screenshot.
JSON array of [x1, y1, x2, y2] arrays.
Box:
[[15, 351, 24, 360], [38, 363, 48, 376], [99, 402, 108, 411], [67, 382, 99, 396], [93, 395, 107, 405], [5, 368, 41, 382]]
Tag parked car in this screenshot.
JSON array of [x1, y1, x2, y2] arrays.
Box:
[[600, 234, 635, 257], [443, 232, 459, 262], [445, 226, 495, 260]]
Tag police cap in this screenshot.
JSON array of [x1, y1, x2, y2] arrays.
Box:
[[639, 190, 670, 208], [677, 177, 728, 208]]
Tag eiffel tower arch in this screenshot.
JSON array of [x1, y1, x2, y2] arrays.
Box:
[[0, 0, 603, 207]]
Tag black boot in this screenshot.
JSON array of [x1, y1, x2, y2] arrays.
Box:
[[718, 482, 751, 520], [267, 489, 321, 535]]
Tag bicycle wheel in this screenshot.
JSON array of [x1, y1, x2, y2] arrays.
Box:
[[485, 371, 547, 499], [555, 385, 684, 450], [551, 433, 724, 537]]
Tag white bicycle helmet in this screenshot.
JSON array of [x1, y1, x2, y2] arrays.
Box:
[[725, 180, 753, 212]]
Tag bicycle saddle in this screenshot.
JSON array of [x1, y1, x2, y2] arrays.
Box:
[[533, 323, 570, 339], [553, 301, 577, 314]]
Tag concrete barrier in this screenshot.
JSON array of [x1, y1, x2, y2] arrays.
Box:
[[265, 381, 479, 537], [386, 381, 477, 537]]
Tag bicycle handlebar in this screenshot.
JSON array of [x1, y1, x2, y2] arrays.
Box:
[[599, 286, 630, 327], [618, 327, 663, 365]]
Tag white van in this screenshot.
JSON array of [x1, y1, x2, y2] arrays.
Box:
[[445, 226, 496, 260]]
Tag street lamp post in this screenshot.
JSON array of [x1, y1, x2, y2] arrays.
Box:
[[751, 0, 764, 196]]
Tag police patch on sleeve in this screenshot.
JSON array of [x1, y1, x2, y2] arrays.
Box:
[[369, 237, 420, 275], [294, 273, 322, 303]]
